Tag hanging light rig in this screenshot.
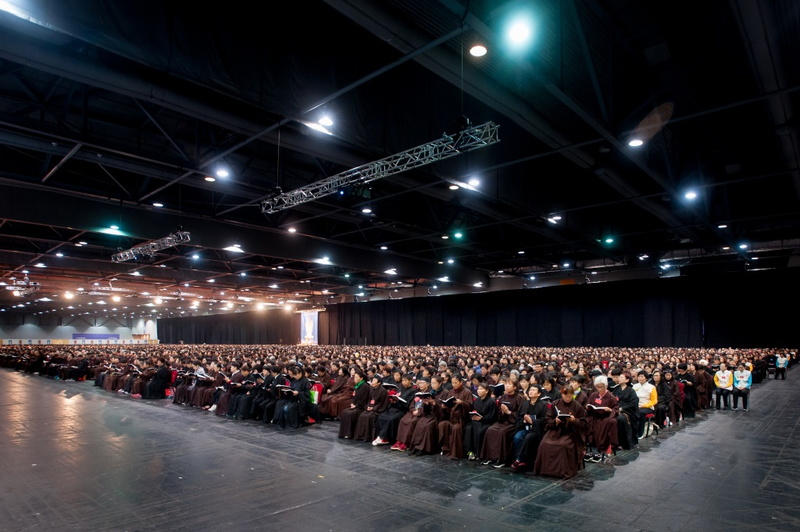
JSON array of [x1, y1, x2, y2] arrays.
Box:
[[261, 121, 500, 214], [111, 231, 191, 262]]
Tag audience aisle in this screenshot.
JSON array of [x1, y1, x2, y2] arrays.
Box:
[[0, 367, 796, 531]]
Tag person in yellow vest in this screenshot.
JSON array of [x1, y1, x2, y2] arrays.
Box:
[[713, 362, 734, 410]]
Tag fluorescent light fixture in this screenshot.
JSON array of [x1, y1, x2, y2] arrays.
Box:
[[223, 244, 244, 253], [56, 252, 64, 257], [362, 207, 372, 214], [384, 269, 397, 275], [153, 202, 164, 208]]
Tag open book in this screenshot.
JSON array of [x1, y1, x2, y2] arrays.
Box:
[[553, 405, 572, 420], [439, 396, 457, 407], [388, 394, 408, 404], [468, 410, 482, 419]]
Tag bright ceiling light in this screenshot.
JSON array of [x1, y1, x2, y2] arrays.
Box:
[[315, 256, 332, 265], [152, 202, 164, 208], [468, 178, 480, 187], [288, 227, 297, 233], [223, 244, 244, 253], [628, 139, 644, 147], [684, 191, 697, 200], [216, 169, 229, 178], [319, 115, 333, 127], [384, 268, 397, 275], [448, 184, 459, 190], [361, 207, 372, 214], [470, 44, 487, 57], [204, 176, 216, 182], [301, 120, 333, 135]]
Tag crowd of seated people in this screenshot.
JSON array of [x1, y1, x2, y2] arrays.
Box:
[[1, 343, 795, 480]]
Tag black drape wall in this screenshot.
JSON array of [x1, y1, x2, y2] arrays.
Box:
[[158, 310, 299, 344], [158, 269, 798, 348]]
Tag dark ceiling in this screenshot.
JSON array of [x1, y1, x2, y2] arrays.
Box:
[[1, 0, 799, 319]]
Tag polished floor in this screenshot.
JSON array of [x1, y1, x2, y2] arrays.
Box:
[[0, 369, 798, 532]]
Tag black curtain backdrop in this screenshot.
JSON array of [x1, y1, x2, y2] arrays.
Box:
[[157, 269, 799, 348]]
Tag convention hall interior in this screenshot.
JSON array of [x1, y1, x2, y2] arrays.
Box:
[[1, 1, 799, 531]]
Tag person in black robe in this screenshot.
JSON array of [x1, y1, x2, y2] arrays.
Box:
[[377, 373, 416, 447], [611, 370, 639, 449], [676, 363, 697, 419], [510, 384, 549, 472], [464, 381, 498, 461], [534, 384, 587, 479], [143, 357, 172, 399], [273, 366, 311, 428], [338, 369, 369, 439], [355, 376, 389, 441]]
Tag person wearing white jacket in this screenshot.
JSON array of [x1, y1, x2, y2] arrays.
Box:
[[732, 364, 752, 411]]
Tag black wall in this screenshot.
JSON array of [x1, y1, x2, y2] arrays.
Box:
[[158, 269, 799, 348]]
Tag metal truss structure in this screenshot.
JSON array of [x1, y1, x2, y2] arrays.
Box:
[[111, 231, 191, 263], [261, 121, 500, 214]]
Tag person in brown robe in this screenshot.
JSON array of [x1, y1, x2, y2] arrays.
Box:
[[437, 374, 475, 459], [390, 377, 429, 451], [317, 365, 349, 418], [534, 384, 587, 479], [480, 380, 525, 467], [354, 376, 389, 442], [584, 377, 619, 463], [338, 370, 369, 439], [408, 384, 441, 456]]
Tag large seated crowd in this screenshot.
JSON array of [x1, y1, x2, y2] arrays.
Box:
[[1, 344, 794, 479]]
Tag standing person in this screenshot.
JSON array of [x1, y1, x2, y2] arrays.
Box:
[[732, 363, 752, 411], [676, 363, 697, 419], [775, 353, 789, 380], [534, 384, 587, 479], [713, 362, 734, 410]]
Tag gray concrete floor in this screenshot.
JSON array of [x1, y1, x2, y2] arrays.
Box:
[[0, 368, 797, 532]]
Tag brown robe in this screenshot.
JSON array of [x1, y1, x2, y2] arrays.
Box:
[[354, 385, 389, 441], [437, 384, 475, 459], [534, 398, 586, 479], [584, 391, 619, 453], [480, 392, 525, 464]]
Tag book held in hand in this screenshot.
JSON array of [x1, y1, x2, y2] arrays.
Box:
[[554, 406, 572, 420], [468, 410, 482, 419], [439, 396, 457, 406], [489, 383, 505, 396], [382, 383, 399, 391], [388, 394, 407, 403]]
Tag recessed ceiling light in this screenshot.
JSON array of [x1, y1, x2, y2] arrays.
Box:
[[204, 176, 216, 182], [448, 184, 459, 190], [628, 139, 644, 147]]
